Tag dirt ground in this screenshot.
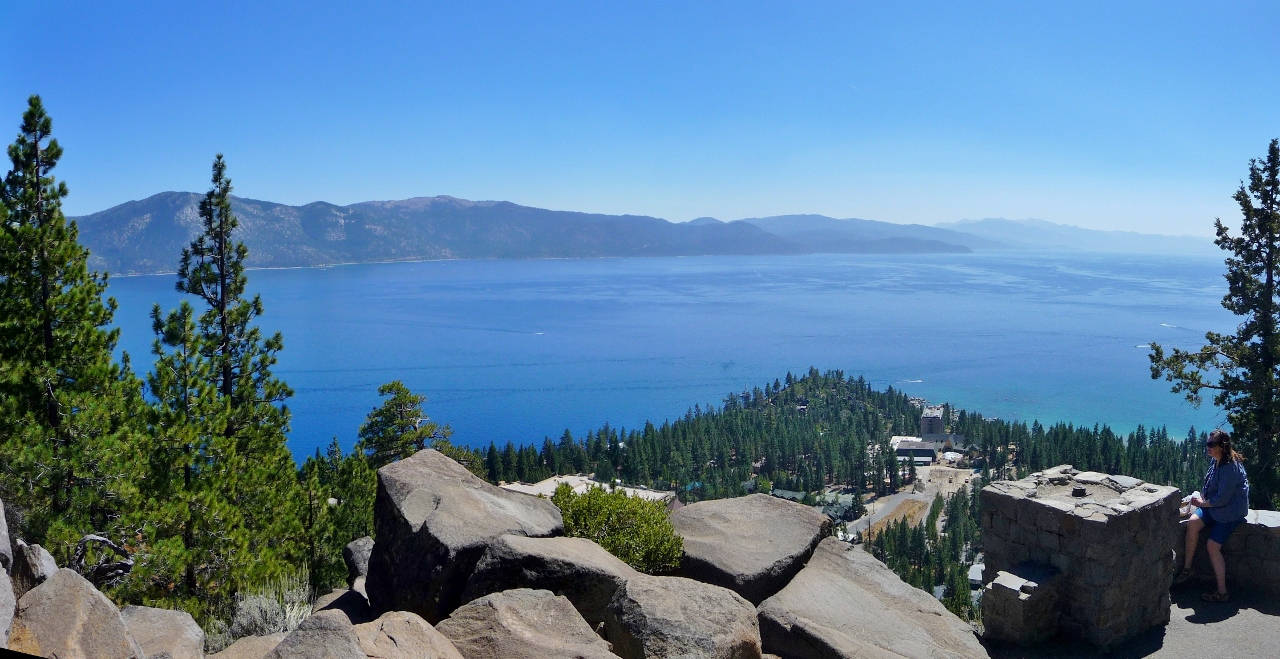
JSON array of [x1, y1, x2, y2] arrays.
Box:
[[921, 465, 974, 498], [867, 498, 930, 536]]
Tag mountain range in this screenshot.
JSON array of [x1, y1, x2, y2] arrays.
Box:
[[69, 192, 1218, 275]]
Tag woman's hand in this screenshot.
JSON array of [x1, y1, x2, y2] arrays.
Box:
[[1189, 495, 1206, 508]]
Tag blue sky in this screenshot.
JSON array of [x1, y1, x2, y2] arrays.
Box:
[[3, 1, 1277, 235]]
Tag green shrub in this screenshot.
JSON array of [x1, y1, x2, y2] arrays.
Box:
[[202, 566, 313, 654], [550, 483, 683, 574]]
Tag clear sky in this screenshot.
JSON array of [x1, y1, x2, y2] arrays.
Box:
[[3, 1, 1278, 235]]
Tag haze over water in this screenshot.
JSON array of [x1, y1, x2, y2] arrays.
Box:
[[107, 251, 1234, 459]]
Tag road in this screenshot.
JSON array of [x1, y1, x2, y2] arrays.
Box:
[[842, 465, 977, 537]]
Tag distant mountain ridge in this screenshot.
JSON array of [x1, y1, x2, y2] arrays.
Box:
[[70, 193, 1216, 275], [74, 192, 811, 275], [936, 218, 1217, 254]]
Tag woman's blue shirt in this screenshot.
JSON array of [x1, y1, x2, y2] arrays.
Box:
[[1202, 459, 1249, 523]]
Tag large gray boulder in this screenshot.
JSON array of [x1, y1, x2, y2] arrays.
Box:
[[344, 536, 374, 594], [365, 449, 563, 622], [670, 493, 831, 605], [10, 541, 58, 601], [7, 568, 145, 658], [263, 609, 365, 659], [604, 574, 762, 659], [353, 610, 465, 659], [0, 496, 11, 573], [313, 587, 375, 625], [1, 569, 14, 648], [436, 588, 616, 659], [208, 633, 285, 659], [463, 534, 638, 627], [757, 538, 988, 659], [121, 605, 205, 659]]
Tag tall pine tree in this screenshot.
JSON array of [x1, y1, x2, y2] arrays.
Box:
[[167, 154, 303, 584], [1151, 139, 1280, 509], [0, 95, 142, 557]]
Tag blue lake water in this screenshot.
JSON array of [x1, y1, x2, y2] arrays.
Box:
[[106, 251, 1236, 459]]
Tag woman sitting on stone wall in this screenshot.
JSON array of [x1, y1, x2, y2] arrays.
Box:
[[1174, 428, 1250, 602]]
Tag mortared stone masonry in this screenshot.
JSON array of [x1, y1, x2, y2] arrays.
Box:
[[980, 465, 1180, 650]]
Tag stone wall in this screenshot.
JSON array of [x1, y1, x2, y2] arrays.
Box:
[[980, 465, 1181, 650], [1175, 509, 1280, 595]]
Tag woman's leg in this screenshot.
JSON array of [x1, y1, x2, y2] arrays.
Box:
[[1207, 540, 1228, 594], [1183, 515, 1204, 569]]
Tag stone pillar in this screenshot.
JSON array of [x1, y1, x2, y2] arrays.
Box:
[[980, 465, 1180, 650]]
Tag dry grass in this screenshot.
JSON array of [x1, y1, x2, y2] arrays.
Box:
[[868, 498, 929, 537]]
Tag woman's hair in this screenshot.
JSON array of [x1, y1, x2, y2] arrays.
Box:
[[1208, 429, 1244, 465]]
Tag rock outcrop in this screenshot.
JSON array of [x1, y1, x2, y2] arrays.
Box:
[[365, 449, 563, 622], [209, 633, 285, 659], [670, 493, 831, 605], [10, 541, 58, 601], [758, 538, 988, 659], [353, 611, 465, 659], [313, 588, 375, 625], [7, 568, 145, 658], [604, 574, 762, 659], [463, 534, 638, 627], [263, 609, 365, 659], [121, 605, 205, 659], [1, 569, 13, 648], [344, 537, 374, 595], [436, 588, 616, 659]]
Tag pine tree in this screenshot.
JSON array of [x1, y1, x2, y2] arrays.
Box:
[[356, 380, 450, 469], [169, 154, 304, 584], [124, 302, 242, 614], [0, 95, 142, 557], [1151, 139, 1280, 509]]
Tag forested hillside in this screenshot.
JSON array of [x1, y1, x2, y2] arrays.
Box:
[[479, 367, 1214, 503]]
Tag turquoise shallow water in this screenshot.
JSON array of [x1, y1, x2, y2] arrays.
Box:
[[106, 251, 1235, 458]]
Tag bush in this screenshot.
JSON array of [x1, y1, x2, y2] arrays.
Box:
[[203, 567, 314, 653], [550, 483, 683, 574]]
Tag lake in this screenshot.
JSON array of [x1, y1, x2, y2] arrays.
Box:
[[106, 251, 1236, 459]]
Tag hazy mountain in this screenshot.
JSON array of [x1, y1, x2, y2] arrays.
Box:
[[73, 193, 815, 274], [935, 218, 1218, 254], [71, 194, 984, 275], [736, 214, 1003, 251]]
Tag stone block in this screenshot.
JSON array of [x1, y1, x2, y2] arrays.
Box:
[[981, 563, 1063, 646]]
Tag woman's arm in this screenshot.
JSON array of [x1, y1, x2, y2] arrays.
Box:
[[1203, 463, 1243, 508]]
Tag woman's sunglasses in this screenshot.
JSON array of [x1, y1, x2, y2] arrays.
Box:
[[1206, 441, 1220, 448]]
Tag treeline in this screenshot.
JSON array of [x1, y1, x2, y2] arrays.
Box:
[[481, 368, 925, 502], [486, 371, 1214, 505], [952, 410, 1212, 495]]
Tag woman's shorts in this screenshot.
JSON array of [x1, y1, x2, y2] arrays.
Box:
[[1193, 507, 1244, 545]]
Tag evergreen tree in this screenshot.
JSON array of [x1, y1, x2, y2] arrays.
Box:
[[168, 154, 303, 584], [0, 95, 142, 557], [125, 302, 241, 615], [1151, 139, 1280, 509], [356, 380, 451, 469]]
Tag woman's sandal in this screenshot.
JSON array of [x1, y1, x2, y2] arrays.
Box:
[[1201, 590, 1230, 603], [1173, 567, 1194, 585]]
